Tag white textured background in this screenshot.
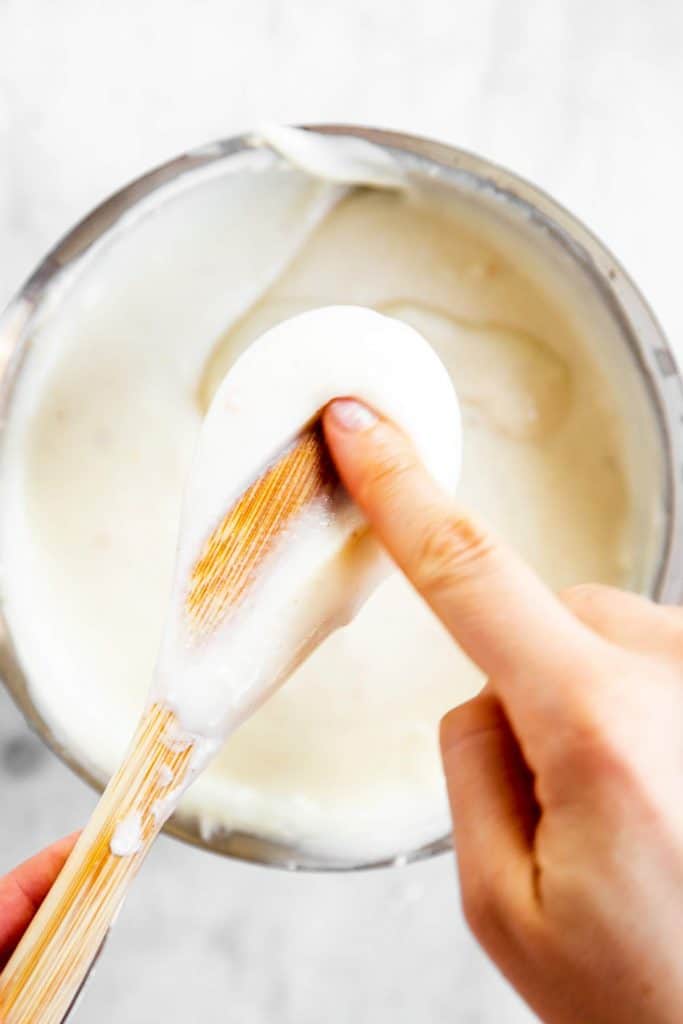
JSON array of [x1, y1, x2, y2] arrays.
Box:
[[1, 1, 681, 1021]]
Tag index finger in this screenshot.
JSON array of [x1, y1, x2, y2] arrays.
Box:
[[323, 399, 606, 715]]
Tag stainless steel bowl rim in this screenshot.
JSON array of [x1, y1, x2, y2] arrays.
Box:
[[2, 124, 682, 872]]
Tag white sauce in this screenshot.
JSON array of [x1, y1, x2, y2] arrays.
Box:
[[256, 123, 406, 189], [0, 129, 641, 863], [158, 306, 460, 740], [157, 765, 174, 787], [110, 811, 143, 857]]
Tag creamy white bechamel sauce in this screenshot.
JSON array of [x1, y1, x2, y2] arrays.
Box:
[[155, 305, 461, 742], [1, 129, 645, 863]]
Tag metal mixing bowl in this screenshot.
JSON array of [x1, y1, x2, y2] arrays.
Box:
[[2, 125, 682, 871]]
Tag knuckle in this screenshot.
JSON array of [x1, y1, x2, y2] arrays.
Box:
[[540, 683, 636, 799], [412, 515, 495, 597], [460, 875, 505, 942], [357, 450, 412, 507], [553, 695, 608, 759], [460, 869, 528, 954]]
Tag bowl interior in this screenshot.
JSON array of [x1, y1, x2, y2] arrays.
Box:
[[0, 127, 678, 870]]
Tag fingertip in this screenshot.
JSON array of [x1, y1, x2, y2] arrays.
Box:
[[50, 831, 80, 862], [324, 398, 378, 434], [14, 832, 80, 903], [323, 399, 387, 492], [323, 398, 421, 512]]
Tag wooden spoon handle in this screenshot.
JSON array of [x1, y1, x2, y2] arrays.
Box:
[[0, 704, 194, 1024]]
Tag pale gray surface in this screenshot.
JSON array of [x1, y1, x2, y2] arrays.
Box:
[[1, 1, 682, 1021]]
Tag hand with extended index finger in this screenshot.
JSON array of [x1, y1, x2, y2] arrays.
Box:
[[324, 398, 683, 1024]]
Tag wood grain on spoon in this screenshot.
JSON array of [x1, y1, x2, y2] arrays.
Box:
[[188, 423, 337, 637]]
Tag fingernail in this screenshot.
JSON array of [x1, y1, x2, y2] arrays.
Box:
[[327, 398, 378, 432]]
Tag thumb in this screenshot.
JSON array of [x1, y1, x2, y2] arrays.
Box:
[[440, 692, 539, 952]]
